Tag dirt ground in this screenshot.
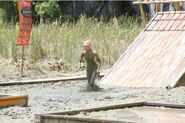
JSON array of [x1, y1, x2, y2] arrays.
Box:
[[0, 58, 85, 82], [0, 58, 185, 123]]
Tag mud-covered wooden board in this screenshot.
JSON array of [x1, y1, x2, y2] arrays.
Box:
[[0, 94, 28, 108]]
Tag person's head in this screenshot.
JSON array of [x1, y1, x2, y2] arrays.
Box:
[[83, 39, 92, 51]]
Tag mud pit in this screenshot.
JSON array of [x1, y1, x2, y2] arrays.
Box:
[[74, 106, 185, 123], [0, 80, 185, 123]]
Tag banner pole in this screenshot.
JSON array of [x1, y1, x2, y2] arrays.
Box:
[[21, 45, 25, 77]]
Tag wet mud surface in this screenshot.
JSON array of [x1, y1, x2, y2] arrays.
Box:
[[75, 106, 185, 123], [0, 80, 185, 123]]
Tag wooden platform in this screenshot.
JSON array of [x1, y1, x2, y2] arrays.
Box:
[[99, 11, 185, 88], [0, 94, 28, 108], [35, 101, 185, 123]]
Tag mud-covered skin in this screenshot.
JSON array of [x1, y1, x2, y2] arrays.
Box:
[[80, 49, 101, 90]]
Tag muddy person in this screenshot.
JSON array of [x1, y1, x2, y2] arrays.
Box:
[[80, 39, 101, 91]]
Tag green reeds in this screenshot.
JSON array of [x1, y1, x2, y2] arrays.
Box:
[[0, 16, 144, 69]]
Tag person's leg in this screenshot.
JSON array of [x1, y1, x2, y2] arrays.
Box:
[[90, 68, 101, 91], [87, 69, 92, 85], [89, 68, 97, 87], [87, 69, 93, 91]]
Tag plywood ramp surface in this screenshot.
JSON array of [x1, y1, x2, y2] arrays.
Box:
[[99, 11, 185, 88]]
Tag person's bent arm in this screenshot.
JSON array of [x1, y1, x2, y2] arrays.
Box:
[[79, 53, 85, 69], [94, 53, 101, 73]]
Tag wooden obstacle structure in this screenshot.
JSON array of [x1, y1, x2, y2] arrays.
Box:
[[99, 11, 185, 88], [133, 0, 185, 22], [0, 94, 28, 108], [35, 101, 185, 123]]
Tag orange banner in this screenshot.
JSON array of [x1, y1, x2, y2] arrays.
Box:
[[17, 0, 32, 45]]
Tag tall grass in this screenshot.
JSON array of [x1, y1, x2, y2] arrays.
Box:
[[0, 16, 144, 69]]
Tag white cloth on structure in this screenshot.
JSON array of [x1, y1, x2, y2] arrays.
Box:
[[183, 2, 185, 10], [169, 3, 174, 11], [149, 3, 156, 18]]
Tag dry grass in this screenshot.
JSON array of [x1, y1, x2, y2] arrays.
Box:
[[0, 16, 144, 69]]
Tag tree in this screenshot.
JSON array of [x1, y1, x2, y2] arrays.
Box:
[[0, 1, 17, 23], [35, 1, 60, 23]]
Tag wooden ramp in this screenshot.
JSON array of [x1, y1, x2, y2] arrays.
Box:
[[99, 11, 185, 88]]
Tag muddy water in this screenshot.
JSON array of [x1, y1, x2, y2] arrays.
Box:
[[0, 80, 185, 123], [75, 106, 185, 123]]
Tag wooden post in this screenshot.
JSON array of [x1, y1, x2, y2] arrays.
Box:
[[176, 2, 180, 11], [156, 0, 161, 12], [21, 46, 25, 77], [139, 2, 146, 24]]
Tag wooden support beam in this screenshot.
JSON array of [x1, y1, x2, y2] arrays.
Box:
[[133, 0, 185, 4], [0, 73, 105, 86], [156, 2, 161, 12], [139, 3, 146, 23], [176, 2, 181, 10]]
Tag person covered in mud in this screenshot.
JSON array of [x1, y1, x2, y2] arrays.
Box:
[[80, 39, 101, 91]]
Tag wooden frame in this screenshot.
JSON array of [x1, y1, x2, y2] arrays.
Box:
[[133, 0, 185, 22], [35, 101, 185, 123], [133, 0, 185, 4]]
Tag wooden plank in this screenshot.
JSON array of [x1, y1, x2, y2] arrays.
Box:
[[146, 21, 157, 30], [100, 33, 150, 86], [151, 20, 163, 30], [100, 13, 158, 86], [133, 0, 185, 4], [40, 115, 136, 123], [139, 3, 146, 23], [0, 94, 28, 108], [177, 13, 185, 19], [36, 101, 185, 123], [164, 20, 176, 30], [122, 31, 162, 87], [157, 13, 170, 30], [0, 73, 105, 86], [156, 2, 161, 12], [47, 101, 144, 115], [176, 2, 181, 11], [170, 20, 182, 30], [166, 13, 175, 20], [145, 102, 185, 108], [176, 20, 185, 30], [154, 14, 163, 20], [158, 11, 185, 14]]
